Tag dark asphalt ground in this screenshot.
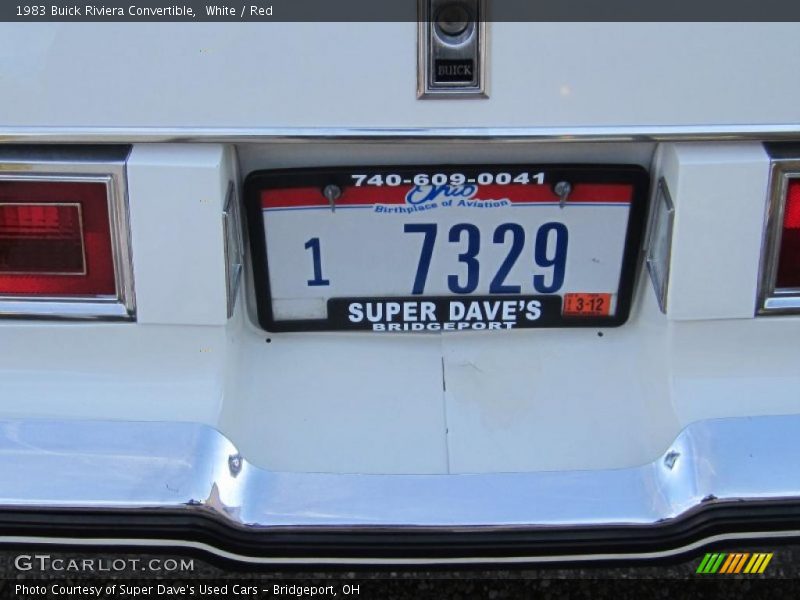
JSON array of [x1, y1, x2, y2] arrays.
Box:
[[2, 543, 800, 599]]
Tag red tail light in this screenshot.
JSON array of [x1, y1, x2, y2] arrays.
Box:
[[0, 181, 116, 296], [776, 179, 800, 288]]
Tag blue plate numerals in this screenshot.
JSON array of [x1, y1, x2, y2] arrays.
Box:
[[404, 222, 568, 295], [305, 223, 568, 294], [304, 237, 330, 286]]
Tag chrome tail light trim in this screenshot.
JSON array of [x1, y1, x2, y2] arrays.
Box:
[[758, 156, 800, 314], [0, 147, 135, 320]]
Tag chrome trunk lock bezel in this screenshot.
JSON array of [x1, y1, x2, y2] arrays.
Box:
[[417, 0, 488, 99]]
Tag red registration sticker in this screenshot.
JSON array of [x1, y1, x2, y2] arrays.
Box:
[[563, 293, 612, 317]]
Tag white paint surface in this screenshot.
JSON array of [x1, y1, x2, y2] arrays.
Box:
[[657, 143, 770, 320], [3, 263, 799, 474], [0, 23, 799, 129], [218, 330, 449, 474], [127, 144, 233, 325], [1, 140, 799, 473]]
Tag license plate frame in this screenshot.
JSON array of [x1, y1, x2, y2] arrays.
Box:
[[245, 164, 650, 333]]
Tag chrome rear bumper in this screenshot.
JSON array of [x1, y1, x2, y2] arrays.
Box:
[[0, 415, 799, 564]]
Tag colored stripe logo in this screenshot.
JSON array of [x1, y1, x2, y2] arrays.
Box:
[[696, 552, 773, 574]]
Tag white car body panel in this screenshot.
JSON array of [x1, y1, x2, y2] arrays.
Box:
[[127, 144, 234, 325], [1, 23, 800, 130], [660, 142, 770, 320]]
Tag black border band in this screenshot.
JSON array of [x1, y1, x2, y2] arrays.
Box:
[[1, 500, 800, 566]]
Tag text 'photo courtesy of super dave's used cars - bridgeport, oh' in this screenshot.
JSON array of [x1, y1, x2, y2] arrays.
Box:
[[0, 1, 800, 578]]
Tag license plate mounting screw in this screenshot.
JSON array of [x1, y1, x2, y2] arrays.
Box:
[[554, 181, 572, 208], [323, 184, 342, 212]]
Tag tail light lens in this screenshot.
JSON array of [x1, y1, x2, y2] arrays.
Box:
[[0, 181, 116, 296], [776, 179, 800, 288], [0, 204, 84, 273]]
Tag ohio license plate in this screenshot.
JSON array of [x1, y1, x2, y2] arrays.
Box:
[[245, 165, 649, 332]]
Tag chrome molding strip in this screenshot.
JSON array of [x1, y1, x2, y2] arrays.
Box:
[[223, 181, 243, 320], [0, 300, 131, 319], [0, 414, 798, 534], [645, 178, 675, 314], [0, 149, 135, 320], [1, 125, 800, 144]]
